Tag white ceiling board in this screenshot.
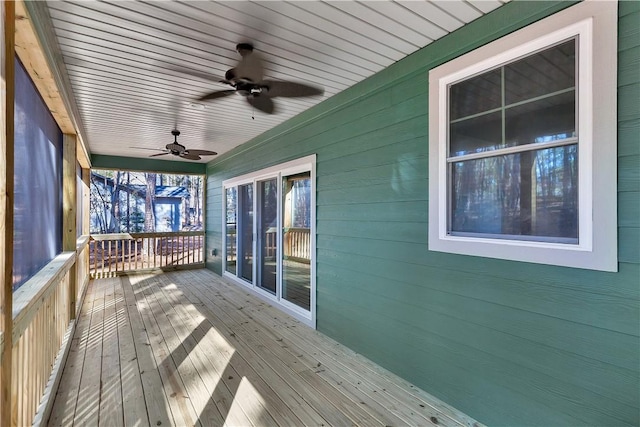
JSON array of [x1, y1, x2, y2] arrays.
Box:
[[398, 2, 465, 33], [293, 1, 413, 58], [243, 2, 388, 71], [364, 2, 449, 41], [327, 2, 432, 48], [40, 0, 507, 163], [434, 1, 483, 24], [469, 0, 508, 15]]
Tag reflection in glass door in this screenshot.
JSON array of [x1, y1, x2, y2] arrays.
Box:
[[238, 184, 253, 282], [282, 173, 311, 310], [257, 178, 278, 295], [225, 187, 237, 274]]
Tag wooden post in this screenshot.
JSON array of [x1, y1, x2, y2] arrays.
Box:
[[82, 168, 90, 235], [1, 1, 16, 425], [63, 134, 77, 320]]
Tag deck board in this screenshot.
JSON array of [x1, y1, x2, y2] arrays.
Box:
[[49, 269, 480, 427], [99, 278, 124, 427], [119, 275, 172, 427], [74, 277, 105, 426], [48, 278, 96, 426], [115, 273, 148, 427]]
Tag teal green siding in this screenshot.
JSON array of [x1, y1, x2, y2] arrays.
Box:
[[91, 154, 206, 174], [206, 1, 640, 425]]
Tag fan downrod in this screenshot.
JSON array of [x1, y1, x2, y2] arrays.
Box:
[[166, 129, 185, 153]]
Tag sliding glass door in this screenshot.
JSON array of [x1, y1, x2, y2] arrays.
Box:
[[282, 172, 311, 311], [225, 187, 237, 274], [257, 178, 278, 295], [222, 155, 316, 326], [238, 183, 253, 282]]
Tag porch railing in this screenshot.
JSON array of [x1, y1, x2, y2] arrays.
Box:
[[10, 236, 91, 427], [90, 231, 205, 278], [284, 227, 311, 261], [234, 228, 310, 262]]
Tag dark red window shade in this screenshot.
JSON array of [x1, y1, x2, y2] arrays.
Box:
[[13, 58, 63, 290]]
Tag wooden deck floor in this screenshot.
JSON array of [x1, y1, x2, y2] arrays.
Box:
[[48, 269, 478, 427]]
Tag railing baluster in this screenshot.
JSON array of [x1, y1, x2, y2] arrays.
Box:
[[171, 236, 175, 266], [100, 240, 104, 278], [89, 231, 204, 273], [92, 240, 96, 277], [166, 235, 169, 266], [177, 235, 181, 265]]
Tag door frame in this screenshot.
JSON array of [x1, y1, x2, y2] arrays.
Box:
[[222, 154, 317, 328]]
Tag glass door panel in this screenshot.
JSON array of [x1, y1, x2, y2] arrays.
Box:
[[225, 187, 237, 274], [238, 184, 253, 282], [257, 178, 278, 295], [282, 173, 311, 310]]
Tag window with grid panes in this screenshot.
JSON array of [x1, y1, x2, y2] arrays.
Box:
[[428, 1, 618, 271]]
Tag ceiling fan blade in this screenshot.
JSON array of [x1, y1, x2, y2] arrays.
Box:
[[180, 152, 202, 161], [263, 80, 324, 98], [186, 149, 217, 156], [247, 95, 275, 114], [198, 90, 236, 101], [149, 152, 170, 157]]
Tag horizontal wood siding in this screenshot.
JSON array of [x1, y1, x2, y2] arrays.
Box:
[[204, 182, 222, 272], [206, 1, 640, 425]]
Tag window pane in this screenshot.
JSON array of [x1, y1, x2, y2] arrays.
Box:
[[282, 173, 311, 311], [239, 184, 253, 282], [450, 111, 502, 156], [505, 39, 575, 105], [225, 187, 237, 275], [257, 179, 278, 295], [505, 91, 575, 146], [450, 145, 578, 240], [450, 68, 501, 120]]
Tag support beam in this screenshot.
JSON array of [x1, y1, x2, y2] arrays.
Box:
[[1, 1, 15, 426], [63, 134, 77, 320]]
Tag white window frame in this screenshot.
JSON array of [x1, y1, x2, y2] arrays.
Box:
[[428, 1, 618, 272], [222, 155, 317, 328]]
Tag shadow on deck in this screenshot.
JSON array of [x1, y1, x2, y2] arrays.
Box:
[[48, 269, 478, 427]]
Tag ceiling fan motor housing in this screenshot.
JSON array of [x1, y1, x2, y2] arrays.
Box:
[[167, 130, 185, 153], [165, 143, 185, 153]]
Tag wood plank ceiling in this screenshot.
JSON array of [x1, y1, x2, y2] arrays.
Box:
[[42, 0, 508, 163]]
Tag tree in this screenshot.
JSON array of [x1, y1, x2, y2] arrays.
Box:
[[193, 176, 202, 227], [144, 173, 156, 232], [110, 171, 121, 233], [184, 174, 191, 227]]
